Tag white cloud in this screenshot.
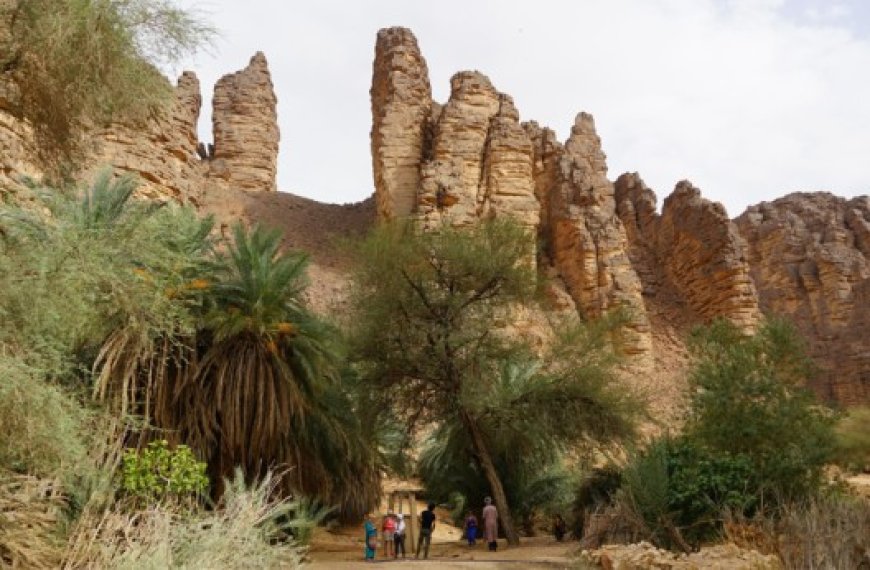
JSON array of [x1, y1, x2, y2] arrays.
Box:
[[175, 0, 870, 217]]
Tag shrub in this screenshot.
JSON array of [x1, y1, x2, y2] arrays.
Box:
[[66, 471, 305, 569], [834, 406, 870, 471], [686, 318, 836, 502], [0, 355, 87, 476], [618, 437, 759, 549], [120, 440, 208, 506]]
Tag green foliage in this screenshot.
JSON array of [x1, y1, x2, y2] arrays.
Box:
[[121, 440, 208, 505], [0, 354, 87, 476], [685, 318, 836, 501], [619, 437, 758, 548], [0, 173, 209, 378], [833, 406, 870, 470], [351, 220, 641, 539], [0, 0, 213, 175]]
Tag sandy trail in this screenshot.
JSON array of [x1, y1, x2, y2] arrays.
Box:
[[308, 536, 575, 569]]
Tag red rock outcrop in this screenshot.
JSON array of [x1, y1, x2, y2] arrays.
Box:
[[736, 193, 870, 404], [208, 52, 279, 193], [370, 27, 432, 219]]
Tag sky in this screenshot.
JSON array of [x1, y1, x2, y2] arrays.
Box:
[[171, 0, 870, 217]]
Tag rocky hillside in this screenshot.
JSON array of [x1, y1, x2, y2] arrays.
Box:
[[1, 26, 866, 407]]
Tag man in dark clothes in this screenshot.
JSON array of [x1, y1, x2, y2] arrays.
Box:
[[416, 502, 437, 559]]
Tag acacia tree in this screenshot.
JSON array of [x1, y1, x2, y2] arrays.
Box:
[[349, 220, 640, 544]]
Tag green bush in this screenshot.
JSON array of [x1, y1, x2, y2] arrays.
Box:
[[619, 437, 758, 548], [121, 440, 208, 505], [686, 318, 836, 501], [0, 354, 87, 476]]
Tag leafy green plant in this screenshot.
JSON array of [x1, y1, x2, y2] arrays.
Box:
[[686, 318, 836, 502], [121, 440, 208, 505], [618, 437, 762, 549]]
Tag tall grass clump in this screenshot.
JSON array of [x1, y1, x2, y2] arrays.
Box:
[[66, 471, 306, 569]]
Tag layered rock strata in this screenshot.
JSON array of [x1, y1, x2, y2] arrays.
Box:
[[616, 174, 761, 331], [208, 52, 280, 193], [736, 193, 870, 404], [89, 72, 204, 202], [368, 26, 784, 366], [548, 114, 651, 356]]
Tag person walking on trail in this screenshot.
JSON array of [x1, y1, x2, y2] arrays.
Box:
[[394, 513, 407, 558], [464, 510, 478, 546], [483, 496, 498, 551], [382, 510, 396, 558], [416, 502, 437, 559], [364, 513, 378, 562]]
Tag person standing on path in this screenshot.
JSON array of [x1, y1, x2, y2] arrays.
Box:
[[394, 513, 407, 558], [482, 496, 499, 551], [382, 510, 396, 558], [364, 514, 378, 562], [416, 502, 437, 559], [464, 510, 479, 546]]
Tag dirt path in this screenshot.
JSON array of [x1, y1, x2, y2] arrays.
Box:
[[307, 537, 575, 569]]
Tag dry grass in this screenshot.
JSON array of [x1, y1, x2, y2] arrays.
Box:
[[63, 471, 304, 569], [0, 471, 66, 569], [725, 495, 870, 569]]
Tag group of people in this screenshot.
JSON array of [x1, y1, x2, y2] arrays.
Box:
[[363, 497, 501, 562], [363, 502, 439, 562]]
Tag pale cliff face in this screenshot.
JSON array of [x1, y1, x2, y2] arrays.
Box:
[[368, 26, 868, 406]]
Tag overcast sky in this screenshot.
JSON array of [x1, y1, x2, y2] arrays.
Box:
[[172, 0, 870, 217]]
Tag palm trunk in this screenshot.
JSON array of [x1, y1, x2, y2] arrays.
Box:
[[460, 409, 520, 546]]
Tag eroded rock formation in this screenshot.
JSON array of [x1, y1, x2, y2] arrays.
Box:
[[548, 114, 651, 356], [736, 193, 870, 404], [0, 51, 280, 202], [370, 27, 432, 219], [616, 174, 761, 331], [89, 72, 205, 202], [209, 52, 279, 193]]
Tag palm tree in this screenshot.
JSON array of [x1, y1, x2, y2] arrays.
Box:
[[174, 224, 380, 515]]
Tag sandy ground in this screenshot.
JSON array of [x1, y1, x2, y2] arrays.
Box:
[[307, 535, 575, 569]]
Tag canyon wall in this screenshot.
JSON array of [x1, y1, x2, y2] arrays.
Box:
[[1, 22, 866, 406], [368, 26, 866, 405], [736, 194, 870, 405]]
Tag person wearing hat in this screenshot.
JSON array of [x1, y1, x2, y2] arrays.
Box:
[[394, 513, 407, 558]]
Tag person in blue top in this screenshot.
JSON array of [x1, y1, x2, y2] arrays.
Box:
[[364, 513, 377, 562], [464, 510, 478, 546]]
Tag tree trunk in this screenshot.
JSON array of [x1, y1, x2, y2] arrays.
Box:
[[460, 409, 520, 546]]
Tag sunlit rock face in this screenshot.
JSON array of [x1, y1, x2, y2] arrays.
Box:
[[736, 193, 870, 405]]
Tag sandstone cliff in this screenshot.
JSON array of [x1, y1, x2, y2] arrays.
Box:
[[0, 51, 280, 203], [1, 22, 867, 408], [368, 26, 868, 408], [736, 193, 870, 405]]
